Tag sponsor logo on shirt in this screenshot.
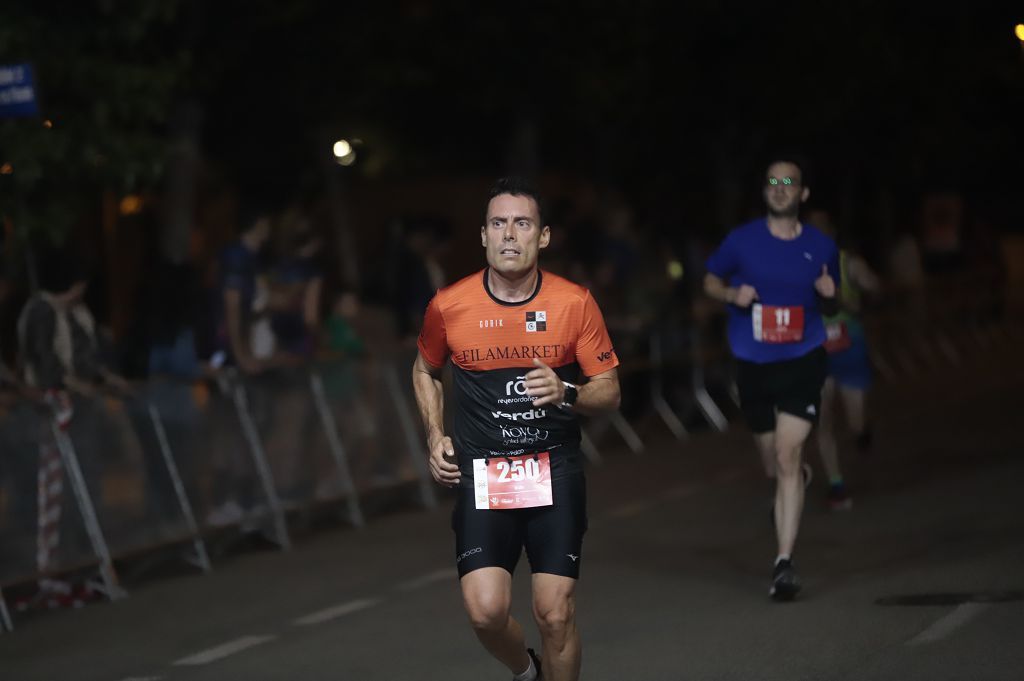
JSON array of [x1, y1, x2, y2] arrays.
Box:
[[491, 408, 547, 421], [453, 344, 567, 364], [596, 349, 614, 362], [498, 376, 534, 405], [479, 319, 504, 328], [526, 310, 547, 332], [500, 425, 550, 446]]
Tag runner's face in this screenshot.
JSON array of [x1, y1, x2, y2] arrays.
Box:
[[763, 162, 809, 217], [481, 194, 550, 276]]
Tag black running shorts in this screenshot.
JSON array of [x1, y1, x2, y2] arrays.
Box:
[[452, 473, 587, 579], [736, 346, 827, 434]]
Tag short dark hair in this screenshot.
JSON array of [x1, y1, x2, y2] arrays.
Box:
[[487, 177, 546, 226]]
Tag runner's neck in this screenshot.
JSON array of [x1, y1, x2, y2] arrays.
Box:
[[766, 216, 802, 241], [487, 267, 540, 303]]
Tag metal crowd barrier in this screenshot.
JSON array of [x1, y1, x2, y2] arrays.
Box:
[[0, 355, 438, 631]]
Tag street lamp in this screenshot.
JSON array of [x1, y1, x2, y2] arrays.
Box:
[[332, 138, 356, 166]]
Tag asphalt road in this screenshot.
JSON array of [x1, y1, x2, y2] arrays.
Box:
[[2, 355, 1022, 681]]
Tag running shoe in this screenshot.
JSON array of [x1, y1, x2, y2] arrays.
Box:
[[520, 647, 542, 680], [827, 482, 853, 511], [769, 558, 801, 601]]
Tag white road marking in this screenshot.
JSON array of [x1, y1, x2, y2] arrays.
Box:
[[396, 568, 456, 591], [606, 500, 654, 519], [605, 481, 704, 520], [661, 483, 700, 501], [906, 603, 991, 646], [292, 598, 380, 626], [173, 635, 276, 666], [713, 467, 747, 484]]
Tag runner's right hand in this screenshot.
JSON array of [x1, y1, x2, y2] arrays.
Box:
[[733, 284, 758, 308], [428, 435, 461, 488]]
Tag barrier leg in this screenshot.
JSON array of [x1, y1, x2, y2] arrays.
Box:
[[231, 382, 291, 550], [51, 421, 126, 600], [383, 363, 437, 510], [648, 332, 688, 441], [935, 332, 960, 365], [309, 372, 365, 528], [0, 588, 12, 632], [147, 403, 211, 571], [689, 328, 730, 431], [869, 346, 898, 383], [580, 430, 602, 466], [609, 411, 645, 454], [691, 363, 729, 432]]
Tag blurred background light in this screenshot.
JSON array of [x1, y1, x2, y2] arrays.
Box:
[[119, 194, 143, 216], [333, 139, 352, 158]]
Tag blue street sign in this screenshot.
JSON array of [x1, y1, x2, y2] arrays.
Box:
[[0, 63, 39, 118]]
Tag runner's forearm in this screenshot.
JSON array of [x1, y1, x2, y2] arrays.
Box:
[[573, 372, 620, 416], [412, 354, 446, 448], [704, 273, 736, 304]]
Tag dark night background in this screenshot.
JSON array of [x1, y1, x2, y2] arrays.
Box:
[[1, 0, 1023, 352]]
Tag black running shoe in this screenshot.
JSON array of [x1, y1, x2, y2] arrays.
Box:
[[527, 647, 543, 680], [769, 558, 801, 601]]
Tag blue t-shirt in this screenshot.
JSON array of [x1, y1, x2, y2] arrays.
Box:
[[706, 218, 840, 363]]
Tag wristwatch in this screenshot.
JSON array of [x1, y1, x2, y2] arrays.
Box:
[[560, 381, 578, 410]]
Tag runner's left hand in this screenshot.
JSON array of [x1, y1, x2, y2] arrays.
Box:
[[525, 358, 563, 408], [814, 264, 836, 298]]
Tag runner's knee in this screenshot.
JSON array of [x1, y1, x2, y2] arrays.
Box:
[[533, 595, 575, 640], [464, 590, 511, 632]]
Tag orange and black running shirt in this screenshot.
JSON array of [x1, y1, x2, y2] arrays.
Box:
[[418, 268, 619, 483]]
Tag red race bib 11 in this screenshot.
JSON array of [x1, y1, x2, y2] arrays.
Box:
[[474, 452, 553, 510], [752, 304, 805, 343]]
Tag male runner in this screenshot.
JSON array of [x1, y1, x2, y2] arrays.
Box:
[[703, 159, 839, 600], [412, 177, 620, 680]]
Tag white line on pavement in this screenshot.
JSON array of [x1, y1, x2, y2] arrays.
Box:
[[606, 500, 654, 519], [661, 483, 700, 501], [906, 603, 991, 646], [292, 598, 380, 626], [173, 635, 276, 666], [396, 568, 457, 591], [713, 467, 748, 484]]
